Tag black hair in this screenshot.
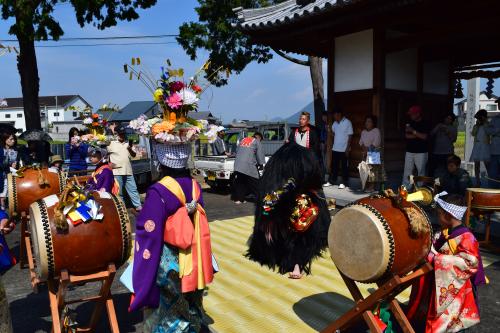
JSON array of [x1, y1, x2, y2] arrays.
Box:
[[89, 150, 102, 159], [447, 154, 461, 167], [365, 114, 378, 127], [68, 127, 79, 141], [440, 193, 465, 206], [445, 113, 457, 122], [332, 106, 343, 114], [0, 132, 15, 148], [246, 143, 330, 275], [253, 132, 263, 140]]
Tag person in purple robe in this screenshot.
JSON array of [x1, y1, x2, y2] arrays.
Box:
[[85, 148, 117, 194], [130, 143, 213, 333]]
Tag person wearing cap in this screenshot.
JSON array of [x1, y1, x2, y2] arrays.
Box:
[[130, 142, 214, 332], [402, 105, 430, 188], [470, 109, 491, 187], [212, 127, 229, 156], [485, 104, 500, 188], [86, 148, 118, 194], [408, 192, 486, 333], [49, 155, 63, 171], [107, 123, 142, 212]]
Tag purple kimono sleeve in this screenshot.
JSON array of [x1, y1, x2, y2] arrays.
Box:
[[96, 168, 114, 193], [130, 187, 167, 311]]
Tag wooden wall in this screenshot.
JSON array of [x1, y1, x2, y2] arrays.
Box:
[[384, 89, 450, 173], [331, 89, 374, 176]]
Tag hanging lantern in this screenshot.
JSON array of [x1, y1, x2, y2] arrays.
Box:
[[454, 79, 464, 99], [485, 78, 495, 99]]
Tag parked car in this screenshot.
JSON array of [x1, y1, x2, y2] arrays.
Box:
[[193, 121, 296, 190]]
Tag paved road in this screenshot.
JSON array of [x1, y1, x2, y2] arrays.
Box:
[[2, 190, 500, 332]]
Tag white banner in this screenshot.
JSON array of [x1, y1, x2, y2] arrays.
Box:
[[465, 78, 480, 162]]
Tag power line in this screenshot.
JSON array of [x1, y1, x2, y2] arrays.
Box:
[[1, 41, 178, 48], [0, 34, 178, 42], [36, 41, 178, 47]]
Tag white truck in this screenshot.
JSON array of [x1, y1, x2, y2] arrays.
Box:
[[193, 122, 296, 190]]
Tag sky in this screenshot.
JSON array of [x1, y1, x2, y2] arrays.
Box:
[[0, 0, 319, 123], [1, 0, 498, 123]]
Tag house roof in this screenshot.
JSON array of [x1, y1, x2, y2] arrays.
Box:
[[454, 91, 499, 105], [234, 0, 355, 31], [98, 101, 158, 122], [189, 111, 217, 121], [0, 95, 91, 109]]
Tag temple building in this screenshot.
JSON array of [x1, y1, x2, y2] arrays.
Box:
[[234, 0, 500, 174]]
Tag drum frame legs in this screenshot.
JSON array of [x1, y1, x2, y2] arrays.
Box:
[[465, 192, 500, 254], [321, 263, 433, 333], [48, 263, 120, 333], [18, 211, 40, 292]]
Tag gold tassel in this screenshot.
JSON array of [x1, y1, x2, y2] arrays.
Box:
[[404, 207, 429, 236], [37, 169, 49, 187], [53, 183, 73, 231], [53, 202, 68, 231]]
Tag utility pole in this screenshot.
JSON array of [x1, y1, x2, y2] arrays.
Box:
[[465, 78, 480, 163]]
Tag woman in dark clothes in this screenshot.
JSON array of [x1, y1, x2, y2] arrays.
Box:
[[64, 127, 88, 173]]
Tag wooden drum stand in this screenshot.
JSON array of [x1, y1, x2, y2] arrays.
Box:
[[19, 211, 40, 291], [18, 174, 92, 291], [464, 189, 500, 254], [48, 263, 120, 333], [321, 263, 432, 333]]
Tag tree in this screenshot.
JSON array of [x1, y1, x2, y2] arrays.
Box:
[[177, 0, 325, 127], [1, 0, 158, 130]]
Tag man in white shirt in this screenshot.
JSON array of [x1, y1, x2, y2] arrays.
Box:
[[108, 124, 142, 213], [326, 108, 353, 189]]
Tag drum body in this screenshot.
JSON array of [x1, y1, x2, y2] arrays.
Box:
[[8, 168, 66, 216], [467, 188, 500, 211], [29, 191, 132, 281], [328, 196, 432, 283]]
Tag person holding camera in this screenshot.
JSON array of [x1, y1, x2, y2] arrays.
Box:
[[402, 105, 430, 188], [430, 113, 458, 177], [108, 123, 142, 213], [65, 127, 88, 172]]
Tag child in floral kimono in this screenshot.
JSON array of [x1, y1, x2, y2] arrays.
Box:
[[408, 192, 486, 333]]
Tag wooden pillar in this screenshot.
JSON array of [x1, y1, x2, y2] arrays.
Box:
[[416, 47, 424, 105], [447, 60, 455, 114], [372, 27, 386, 141], [326, 39, 335, 171]]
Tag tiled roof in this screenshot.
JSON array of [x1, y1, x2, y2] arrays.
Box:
[[0, 95, 91, 109], [98, 101, 158, 122], [234, 0, 355, 30]]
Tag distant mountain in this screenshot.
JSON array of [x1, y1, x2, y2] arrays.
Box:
[[271, 100, 326, 125]]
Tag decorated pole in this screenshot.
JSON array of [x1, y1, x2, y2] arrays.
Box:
[[465, 78, 480, 163]]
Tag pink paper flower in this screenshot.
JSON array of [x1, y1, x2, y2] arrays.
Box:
[[166, 93, 182, 109]]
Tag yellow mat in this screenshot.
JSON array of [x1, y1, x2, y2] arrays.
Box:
[[205, 216, 500, 333]]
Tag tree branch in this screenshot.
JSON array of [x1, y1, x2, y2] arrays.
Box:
[[272, 48, 310, 66]]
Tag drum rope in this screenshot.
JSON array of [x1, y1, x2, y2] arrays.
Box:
[[37, 199, 55, 277]]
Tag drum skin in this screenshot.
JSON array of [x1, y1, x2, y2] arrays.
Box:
[[8, 168, 66, 216], [29, 191, 132, 281], [467, 188, 500, 211], [328, 196, 432, 283]]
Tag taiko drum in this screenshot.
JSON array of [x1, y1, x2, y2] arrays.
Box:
[[328, 196, 432, 283], [29, 191, 132, 281]]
